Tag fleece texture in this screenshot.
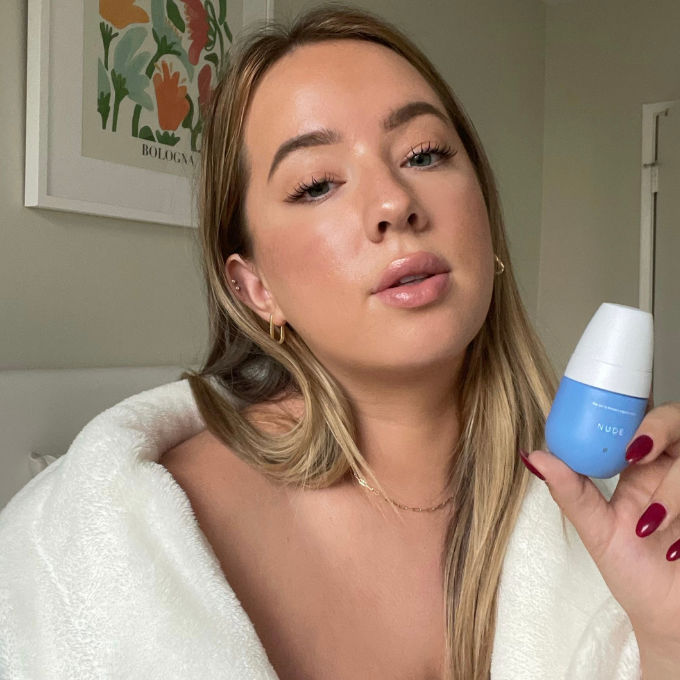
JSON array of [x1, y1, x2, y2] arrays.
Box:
[[0, 379, 641, 679]]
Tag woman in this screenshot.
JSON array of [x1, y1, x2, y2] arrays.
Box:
[[2, 4, 680, 680]]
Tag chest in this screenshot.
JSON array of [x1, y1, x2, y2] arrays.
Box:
[[197, 486, 449, 680]]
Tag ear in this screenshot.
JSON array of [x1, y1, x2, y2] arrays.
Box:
[[225, 255, 286, 326]]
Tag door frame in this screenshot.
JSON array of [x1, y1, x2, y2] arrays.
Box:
[[640, 100, 678, 313]]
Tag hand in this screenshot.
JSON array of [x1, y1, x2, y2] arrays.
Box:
[[521, 399, 680, 658]]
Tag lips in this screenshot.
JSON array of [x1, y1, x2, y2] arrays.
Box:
[[371, 251, 451, 294], [387, 274, 433, 288]]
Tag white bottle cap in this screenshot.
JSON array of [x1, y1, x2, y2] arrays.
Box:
[[563, 303, 654, 398]]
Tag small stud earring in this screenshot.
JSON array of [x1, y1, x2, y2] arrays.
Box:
[[231, 279, 240, 291]]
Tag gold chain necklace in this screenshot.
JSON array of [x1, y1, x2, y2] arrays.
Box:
[[351, 469, 455, 512]]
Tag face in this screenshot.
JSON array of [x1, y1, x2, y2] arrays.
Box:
[[227, 40, 495, 379]]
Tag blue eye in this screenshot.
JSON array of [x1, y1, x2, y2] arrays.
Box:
[[286, 173, 335, 203], [286, 142, 457, 204], [405, 141, 457, 168]]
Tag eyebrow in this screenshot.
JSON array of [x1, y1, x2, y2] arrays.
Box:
[[266, 100, 452, 183]]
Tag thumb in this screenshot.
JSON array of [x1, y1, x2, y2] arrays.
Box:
[[521, 448, 615, 561]]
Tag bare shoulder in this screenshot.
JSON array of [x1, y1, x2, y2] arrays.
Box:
[[159, 428, 229, 482], [159, 428, 265, 512], [158, 393, 304, 513]]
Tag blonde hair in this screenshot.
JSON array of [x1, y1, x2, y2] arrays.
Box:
[[181, 4, 563, 678]]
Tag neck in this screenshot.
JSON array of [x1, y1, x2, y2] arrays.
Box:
[[333, 353, 465, 509]]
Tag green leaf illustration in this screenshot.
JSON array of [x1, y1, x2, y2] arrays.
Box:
[[166, 0, 185, 32], [155, 130, 181, 146], [110, 70, 128, 132], [204, 1, 220, 56], [181, 94, 194, 130], [139, 125, 155, 141], [99, 22, 119, 70], [204, 53, 219, 69], [97, 92, 111, 130], [222, 17, 232, 43], [97, 58, 111, 129]]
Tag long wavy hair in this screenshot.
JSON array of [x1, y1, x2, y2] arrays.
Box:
[[181, 4, 563, 679]]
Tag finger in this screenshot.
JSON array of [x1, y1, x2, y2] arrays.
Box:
[[635, 452, 680, 538], [521, 448, 615, 563], [625, 402, 680, 466]]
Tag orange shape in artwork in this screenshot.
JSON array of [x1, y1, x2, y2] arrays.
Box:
[[99, 0, 149, 29], [153, 61, 190, 131]]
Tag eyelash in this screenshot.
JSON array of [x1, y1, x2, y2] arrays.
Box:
[[285, 141, 458, 204]]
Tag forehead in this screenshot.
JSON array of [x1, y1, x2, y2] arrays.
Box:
[[243, 40, 444, 163]]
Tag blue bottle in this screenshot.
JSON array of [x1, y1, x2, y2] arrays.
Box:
[[545, 303, 654, 479]]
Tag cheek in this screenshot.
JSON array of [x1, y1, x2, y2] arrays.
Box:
[[426, 172, 493, 269], [426, 175, 495, 323], [247, 192, 335, 292], [254, 211, 363, 335]]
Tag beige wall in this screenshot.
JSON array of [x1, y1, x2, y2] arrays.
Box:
[[0, 0, 546, 370], [537, 0, 680, 375]]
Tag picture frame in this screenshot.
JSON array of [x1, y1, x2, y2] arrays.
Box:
[[25, 0, 274, 228]]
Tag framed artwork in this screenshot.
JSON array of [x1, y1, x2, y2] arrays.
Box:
[[25, 0, 274, 227]]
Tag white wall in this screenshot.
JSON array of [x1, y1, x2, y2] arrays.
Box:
[[537, 0, 680, 374]]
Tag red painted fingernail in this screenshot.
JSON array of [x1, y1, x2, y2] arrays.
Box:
[[626, 434, 654, 463], [519, 449, 545, 481], [667, 538, 680, 561], [636, 502, 667, 537]]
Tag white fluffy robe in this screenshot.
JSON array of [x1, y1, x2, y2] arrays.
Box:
[[0, 379, 641, 679]]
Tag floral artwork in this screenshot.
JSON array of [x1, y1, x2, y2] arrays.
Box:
[[82, 0, 234, 177]]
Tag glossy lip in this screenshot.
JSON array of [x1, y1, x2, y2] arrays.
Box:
[[373, 271, 450, 308], [371, 251, 451, 295]]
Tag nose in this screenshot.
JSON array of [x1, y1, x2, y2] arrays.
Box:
[[361, 160, 428, 240]]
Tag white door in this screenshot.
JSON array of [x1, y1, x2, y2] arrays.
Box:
[[653, 106, 680, 406]]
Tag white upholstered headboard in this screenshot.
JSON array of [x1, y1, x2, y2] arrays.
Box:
[[0, 366, 193, 511], [0, 366, 623, 513]]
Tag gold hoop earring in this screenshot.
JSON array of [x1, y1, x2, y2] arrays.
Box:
[[494, 254, 505, 275], [270, 314, 286, 344]]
